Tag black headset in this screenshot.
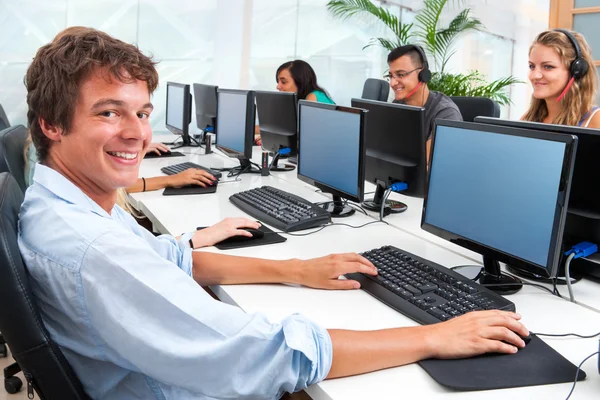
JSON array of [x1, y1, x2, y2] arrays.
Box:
[[554, 29, 589, 80], [410, 45, 432, 83]]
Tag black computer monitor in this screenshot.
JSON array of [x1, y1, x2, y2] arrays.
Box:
[[422, 120, 577, 294], [255, 90, 297, 172], [297, 100, 366, 218], [216, 89, 257, 173], [165, 82, 193, 148], [193, 83, 218, 135], [351, 98, 426, 214], [475, 116, 600, 279]]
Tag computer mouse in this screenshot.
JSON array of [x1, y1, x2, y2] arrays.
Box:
[[240, 228, 264, 239], [520, 333, 532, 345], [159, 148, 171, 155]]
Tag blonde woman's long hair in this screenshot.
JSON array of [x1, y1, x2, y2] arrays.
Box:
[[523, 30, 598, 126]]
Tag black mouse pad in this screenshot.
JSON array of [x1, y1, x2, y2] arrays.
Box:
[[418, 335, 585, 391], [144, 151, 185, 159], [197, 225, 286, 250], [163, 183, 217, 196]]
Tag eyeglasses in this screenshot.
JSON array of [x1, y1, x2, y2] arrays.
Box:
[[384, 67, 422, 82]]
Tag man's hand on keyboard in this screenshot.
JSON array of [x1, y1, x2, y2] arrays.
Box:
[[168, 168, 216, 188], [192, 218, 261, 248], [297, 253, 377, 290], [425, 310, 529, 358]]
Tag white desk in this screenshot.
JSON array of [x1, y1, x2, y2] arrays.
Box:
[[130, 144, 600, 399]]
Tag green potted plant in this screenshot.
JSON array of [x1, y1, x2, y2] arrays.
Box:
[[327, 0, 521, 105]]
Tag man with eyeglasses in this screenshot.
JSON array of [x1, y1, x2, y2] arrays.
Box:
[[385, 45, 462, 161]]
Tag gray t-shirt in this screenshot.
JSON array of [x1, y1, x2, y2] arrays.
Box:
[[394, 90, 462, 140]]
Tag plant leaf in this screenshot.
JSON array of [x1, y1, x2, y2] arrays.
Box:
[[327, 0, 412, 46]]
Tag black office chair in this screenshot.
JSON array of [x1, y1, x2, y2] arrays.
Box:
[[0, 104, 9, 131], [449, 96, 501, 122], [0, 125, 28, 194], [0, 173, 91, 398], [361, 78, 390, 102]]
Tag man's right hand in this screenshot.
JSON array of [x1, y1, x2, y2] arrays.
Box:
[[424, 310, 529, 358]]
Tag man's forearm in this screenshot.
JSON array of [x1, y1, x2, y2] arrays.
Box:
[[192, 252, 302, 286], [326, 326, 434, 379]]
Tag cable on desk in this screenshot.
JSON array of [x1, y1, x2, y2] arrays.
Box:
[[565, 351, 599, 400], [379, 188, 393, 221], [533, 331, 600, 339], [263, 219, 388, 237]]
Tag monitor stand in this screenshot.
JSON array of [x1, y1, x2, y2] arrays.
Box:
[[319, 195, 354, 218], [456, 257, 523, 295], [362, 181, 407, 214], [227, 157, 261, 176], [170, 134, 201, 150], [269, 152, 295, 172]]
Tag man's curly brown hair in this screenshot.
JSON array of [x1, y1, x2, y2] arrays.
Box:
[[25, 26, 159, 163]]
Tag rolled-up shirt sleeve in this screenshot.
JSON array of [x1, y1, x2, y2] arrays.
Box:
[[79, 230, 332, 398]]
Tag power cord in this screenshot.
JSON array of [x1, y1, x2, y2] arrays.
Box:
[[564, 242, 598, 303], [565, 351, 599, 400]]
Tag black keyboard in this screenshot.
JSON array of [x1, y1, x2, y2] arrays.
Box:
[[160, 162, 222, 179], [346, 245, 515, 325], [229, 186, 331, 231]]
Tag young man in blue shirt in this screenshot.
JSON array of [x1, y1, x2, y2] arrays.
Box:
[[18, 27, 528, 399]]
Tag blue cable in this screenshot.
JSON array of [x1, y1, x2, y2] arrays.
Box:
[[564, 241, 598, 302], [565, 241, 598, 259]]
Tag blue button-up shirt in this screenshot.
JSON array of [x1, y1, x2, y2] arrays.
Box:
[[18, 164, 332, 399]]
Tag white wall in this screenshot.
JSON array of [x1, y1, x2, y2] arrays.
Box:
[[0, 0, 549, 132]]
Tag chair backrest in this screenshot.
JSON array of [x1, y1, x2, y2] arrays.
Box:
[[449, 96, 501, 122], [0, 104, 9, 131], [361, 78, 390, 102], [0, 173, 90, 399], [0, 125, 28, 193]]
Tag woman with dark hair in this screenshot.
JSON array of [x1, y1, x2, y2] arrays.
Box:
[[255, 59, 335, 145], [276, 60, 334, 104]]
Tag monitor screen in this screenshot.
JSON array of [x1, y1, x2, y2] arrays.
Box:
[[193, 83, 218, 132], [216, 89, 254, 159], [298, 101, 365, 203], [165, 82, 191, 145], [422, 120, 576, 278], [166, 83, 184, 130]]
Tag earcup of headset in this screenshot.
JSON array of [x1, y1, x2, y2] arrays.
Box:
[[571, 58, 589, 80], [418, 68, 432, 83]]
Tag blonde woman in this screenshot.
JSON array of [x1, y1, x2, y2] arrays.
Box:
[[523, 29, 600, 128]]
